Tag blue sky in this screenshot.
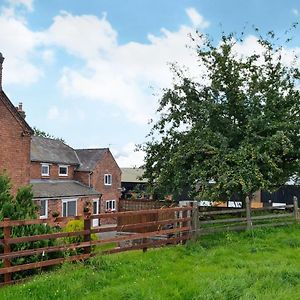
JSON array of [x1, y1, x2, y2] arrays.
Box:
[[1, 0, 300, 166]]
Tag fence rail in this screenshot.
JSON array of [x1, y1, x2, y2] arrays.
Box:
[[0, 206, 193, 286], [195, 196, 299, 237], [1, 197, 299, 287]]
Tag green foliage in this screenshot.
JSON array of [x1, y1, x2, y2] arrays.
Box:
[[141, 27, 300, 202], [0, 173, 58, 281], [33, 126, 65, 143], [2, 225, 300, 299], [63, 219, 97, 254], [0, 173, 37, 221]]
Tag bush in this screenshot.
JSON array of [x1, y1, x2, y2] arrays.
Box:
[[0, 173, 60, 282], [62, 220, 98, 254]]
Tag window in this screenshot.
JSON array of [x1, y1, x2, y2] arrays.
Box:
[[105, 200, 116, 212], [104, 174, 112, 185], [41, 164, 49, 176], [40, 199, 48, 219], [62, 199, 77, 217], [59, 165, 68, 176]]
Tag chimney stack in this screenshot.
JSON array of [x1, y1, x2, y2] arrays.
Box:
[[16, 102, 26, 119], [0, 53, 4, 91]]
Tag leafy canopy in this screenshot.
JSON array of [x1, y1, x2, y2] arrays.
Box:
[[142, 29, 300, 201]]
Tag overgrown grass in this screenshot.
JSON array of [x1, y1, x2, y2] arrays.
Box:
[[2, 225, 300, 299]]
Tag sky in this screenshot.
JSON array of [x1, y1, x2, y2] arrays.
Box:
[[1, 0, 300, 167]]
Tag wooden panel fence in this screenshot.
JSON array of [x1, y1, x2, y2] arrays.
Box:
[[0, 206, 193, 286], [119, 199, 174, 211]]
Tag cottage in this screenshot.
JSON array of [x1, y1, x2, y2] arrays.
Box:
[[0, 53, 121, 222], [0, 53, 33, 194], [30, 137, 121, 224]]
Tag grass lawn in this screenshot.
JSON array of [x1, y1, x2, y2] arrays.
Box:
[[2, 225, 300, 299]]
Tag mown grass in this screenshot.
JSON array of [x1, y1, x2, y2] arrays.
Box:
[[2, 225, 300, 299]]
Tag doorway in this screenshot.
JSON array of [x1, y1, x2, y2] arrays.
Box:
[[92, 199, 99, 227]]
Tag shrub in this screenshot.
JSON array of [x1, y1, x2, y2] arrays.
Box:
[[0, 173, 60, 282], [62, 219, 98, 254]]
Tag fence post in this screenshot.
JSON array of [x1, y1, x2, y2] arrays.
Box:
[[192, 203, 199, 240], [83, 212, 91, 255], [3, 218, 12, 284], [245, 196, 252, 230], [181, 209, 188, 245], [293, 196, 299, 222]]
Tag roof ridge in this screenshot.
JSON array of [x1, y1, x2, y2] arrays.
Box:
[[75, 148, 108, 151]]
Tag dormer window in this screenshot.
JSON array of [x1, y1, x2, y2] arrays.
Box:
[[41, 164, 49, 176], [104, 174, 112, 185], [59, 165, 68, 176]]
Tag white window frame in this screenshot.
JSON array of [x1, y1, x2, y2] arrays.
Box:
[[41, 163, 50, 176], [58, 165, 69, 177], [39, 199, 48, 219], [105, 199, 116, 212], [62, 198, 77, 217], [104, 174, 112, 186]]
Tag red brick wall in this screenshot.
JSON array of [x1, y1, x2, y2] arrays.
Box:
[[93, 151, 121, 224], [30, 162, 76, 180], [74, 170, 89, 186], [91, 151, 121, 210], [74, 150, 121, 224], [0, 98, 31, 194]]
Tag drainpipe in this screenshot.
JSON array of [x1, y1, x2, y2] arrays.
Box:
[[88, 172, 93, 187]]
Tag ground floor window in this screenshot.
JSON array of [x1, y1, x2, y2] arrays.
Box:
[[105, 200, 116, 212], [62, 199, 77, 217], [40, 199, 48, 219]]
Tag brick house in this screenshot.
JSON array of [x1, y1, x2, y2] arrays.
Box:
[[0, 53, 33, 194], [75, 149, 122, 217], [31, 137, 121, 224], [0, 53, 122, 223]]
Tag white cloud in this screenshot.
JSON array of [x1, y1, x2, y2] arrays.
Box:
[[292, 8, 299, 16], [0, 3, 42, 85], [42, 49, 55, 64], [6, 0, 33, 11], [112, 142, 145, 168], [43, 11, 117, 60], [47, 106, 60, 120], [46, 10, 205, 124], [186, 7, 210, 28]]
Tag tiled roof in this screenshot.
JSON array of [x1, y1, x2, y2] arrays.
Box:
[[121, 168, 148, 183], [31, 136, 80, 165], [75, 148, 107, 171], [31, 179, 101, 199]]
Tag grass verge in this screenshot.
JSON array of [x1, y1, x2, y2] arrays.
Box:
[[1, 225, 300, 299]]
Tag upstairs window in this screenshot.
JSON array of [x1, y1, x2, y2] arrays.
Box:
[[59, 165, 68, 176], [104, 174, 112, 185], [41, 164, 49, 176]]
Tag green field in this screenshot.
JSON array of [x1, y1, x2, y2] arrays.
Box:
[[2, 225, 300, 299]]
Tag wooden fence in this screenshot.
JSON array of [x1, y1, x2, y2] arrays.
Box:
[[0, 206, 193, 286], [119, 199, 173, 211], [1, 196, 299, 287], [194, 196, 299, 237]]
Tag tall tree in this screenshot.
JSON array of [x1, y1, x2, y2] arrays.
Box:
[[141, 29, 300, 202]]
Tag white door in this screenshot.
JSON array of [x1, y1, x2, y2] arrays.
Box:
[[92, 199, 99, 227]]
